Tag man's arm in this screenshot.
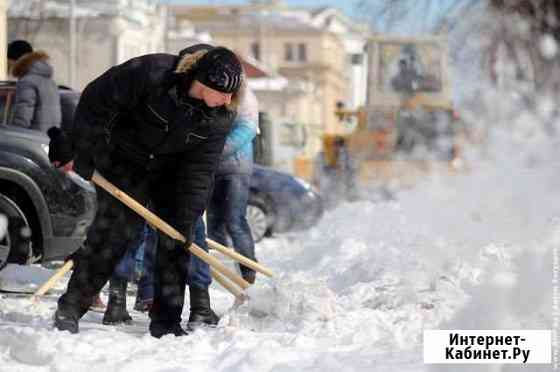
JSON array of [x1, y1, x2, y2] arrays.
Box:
[[221, 117, 257, 157], [12, 80, 36, 128], [221, 89, 258, 157]]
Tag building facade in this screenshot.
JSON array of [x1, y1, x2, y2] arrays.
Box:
[[171, 3, 361, 166], [8, 0, 166, 90]]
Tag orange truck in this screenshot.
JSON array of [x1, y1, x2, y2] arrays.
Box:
[[323, 34, 464, 187]]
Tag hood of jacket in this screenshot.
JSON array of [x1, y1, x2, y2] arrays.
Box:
[[12, 51, 54, 79], [174, 48, 245, 112]]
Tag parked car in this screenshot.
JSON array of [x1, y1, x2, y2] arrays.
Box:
[[247, 165, 323, 242], [0, 82, 95, 270]]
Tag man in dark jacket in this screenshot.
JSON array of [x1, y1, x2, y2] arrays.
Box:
[[48, 45, 244, 338], [8, 40, 62, 132]]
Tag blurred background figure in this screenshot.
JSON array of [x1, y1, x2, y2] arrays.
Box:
[[207, 86, 259, 285], [7, 39, 61, 132], [312, 135, 358, 209]]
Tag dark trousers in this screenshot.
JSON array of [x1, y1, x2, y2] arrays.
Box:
[[57, 165, 191, 326], [207, 174, 256, 276]]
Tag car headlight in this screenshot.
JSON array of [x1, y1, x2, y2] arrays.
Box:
[[294, 177, 312, 190], [294, 177, 321, 195], [40, 144, 49, 155]]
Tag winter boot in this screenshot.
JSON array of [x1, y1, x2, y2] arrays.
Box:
[[102, 278, 133, 325], [187, 286, 220, 330], [240, 266, 256, 285], [53, 308, 79, 334], [149, 322, 188, 338]]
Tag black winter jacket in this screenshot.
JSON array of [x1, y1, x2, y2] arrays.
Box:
[[70, 52, 237, 243]]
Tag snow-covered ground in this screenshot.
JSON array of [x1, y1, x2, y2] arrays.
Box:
[[0, 121, 555, 371], [1, 16, 557, 367]]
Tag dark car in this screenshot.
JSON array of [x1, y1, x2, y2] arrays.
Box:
[[247, 165, 323, 242], [0, 82, 96, 270]]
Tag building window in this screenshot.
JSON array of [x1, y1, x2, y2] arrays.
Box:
[[351, 53, 363, 65], [285, 43, 294, 61], [298, 43, 307, 62], [251, 42, 261, 61], [279, 122, 306, 147]]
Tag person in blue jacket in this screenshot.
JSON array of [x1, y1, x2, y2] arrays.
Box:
[[206, 85, 259, 285]]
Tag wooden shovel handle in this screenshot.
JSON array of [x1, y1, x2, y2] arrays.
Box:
[[32, 260, 74, 300], [206, 239, 273, 277]]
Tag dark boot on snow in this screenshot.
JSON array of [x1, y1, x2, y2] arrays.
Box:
[[102, 278, 133, 325], [187, 286, 219, 330], [149, 322, 188, 338], [53, 308, 79, 334], [240, 266, 256, 285]]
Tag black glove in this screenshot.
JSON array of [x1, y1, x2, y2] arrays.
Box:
[[47, 126, 74, 166], [72, 153, 95, 181]]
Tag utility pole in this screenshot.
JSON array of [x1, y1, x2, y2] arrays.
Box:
[[69, 0, 76, 88]]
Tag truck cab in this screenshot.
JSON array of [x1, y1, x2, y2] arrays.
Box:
[[334, 34, 464, 187]]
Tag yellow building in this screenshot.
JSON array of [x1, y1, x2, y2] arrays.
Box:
[[171, 3, 349, 162]]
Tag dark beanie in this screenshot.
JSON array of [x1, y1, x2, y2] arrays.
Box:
[[8, 40, 33, 61], [194, 47, 243, 94]]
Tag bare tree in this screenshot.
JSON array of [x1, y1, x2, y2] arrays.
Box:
[[354, 0, 480, 32], [489, 0, 560, 91], [355, 0, 560, 91]]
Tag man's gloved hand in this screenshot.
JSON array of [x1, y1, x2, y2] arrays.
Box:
[[47, 126, 74, 167], [72, 154, 95, 181]]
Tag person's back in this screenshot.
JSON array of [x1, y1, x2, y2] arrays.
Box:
[[10, 46, 61, 132], [207, 87, 259, 284]]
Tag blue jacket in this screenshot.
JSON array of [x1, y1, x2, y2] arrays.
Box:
[[216, 88, 258, 175]]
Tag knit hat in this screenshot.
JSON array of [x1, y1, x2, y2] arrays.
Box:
[[8, 40, 33, 61], [194, 47, 243, 94]]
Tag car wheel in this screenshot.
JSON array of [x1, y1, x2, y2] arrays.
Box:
[[247, 199, 269, 243], [0, 193, 32, 270]]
